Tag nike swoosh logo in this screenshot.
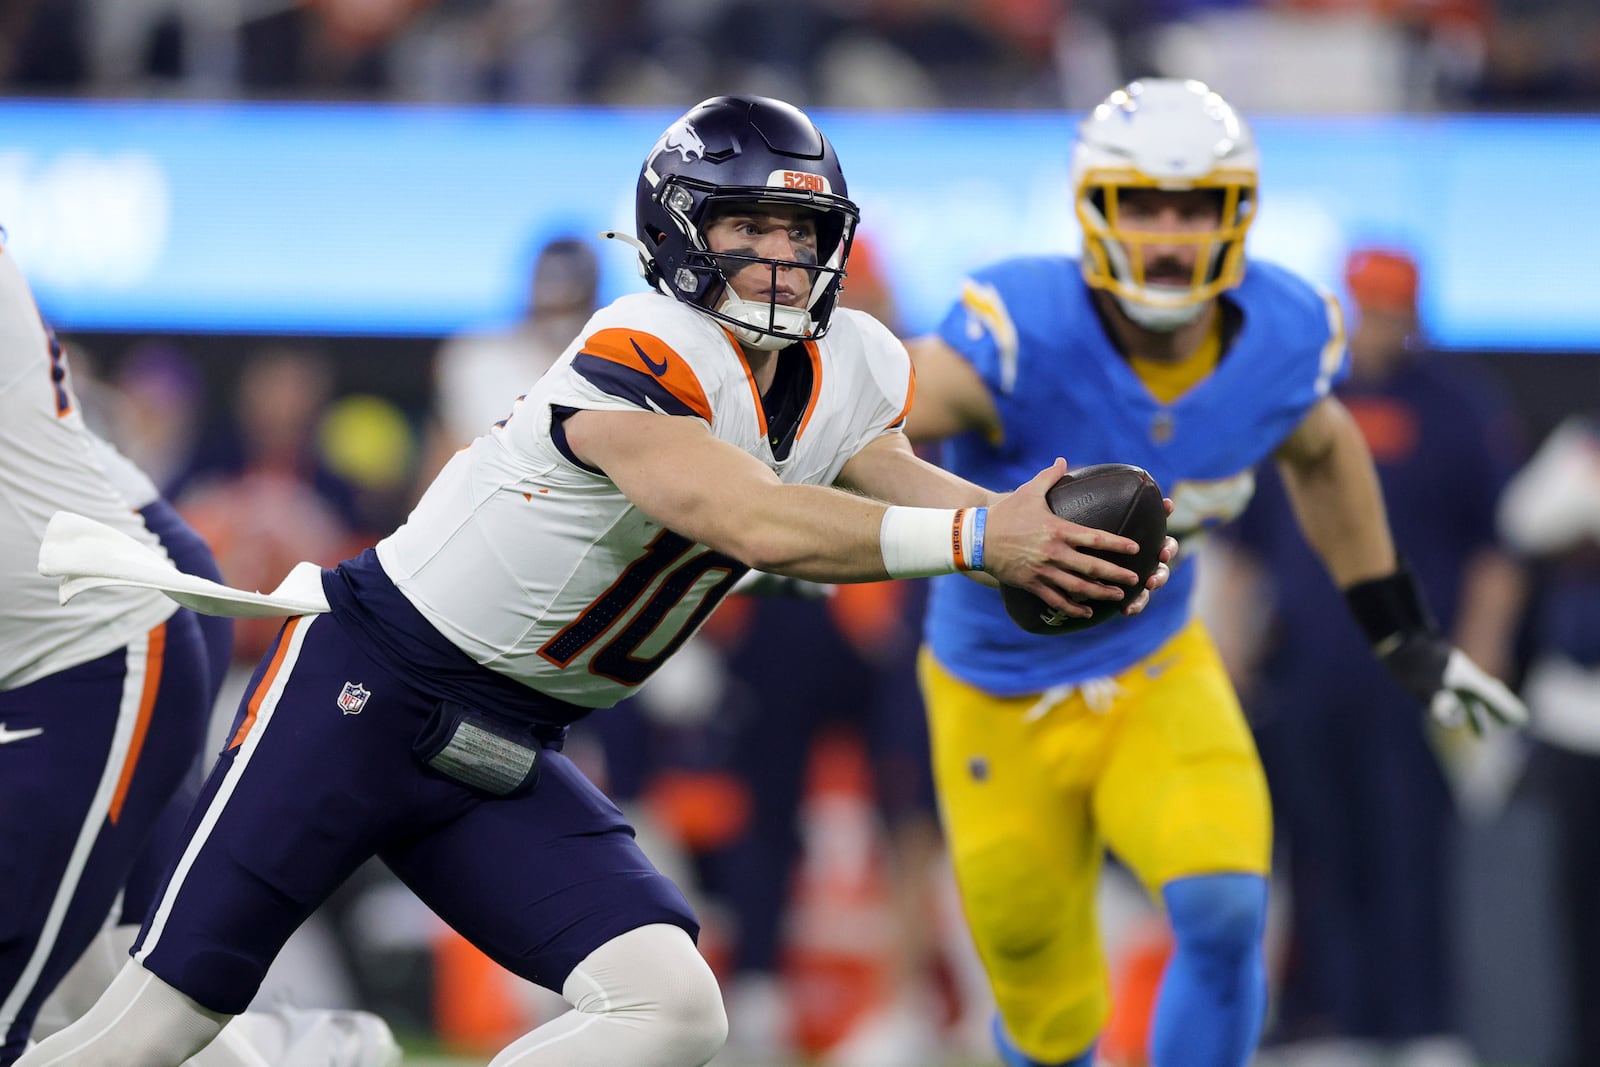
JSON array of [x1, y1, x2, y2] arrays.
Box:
[[0, 723, 44, 745], [632, 338, 669, 376]]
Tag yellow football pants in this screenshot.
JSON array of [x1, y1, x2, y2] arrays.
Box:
[[920, 618, 1271, 1062]]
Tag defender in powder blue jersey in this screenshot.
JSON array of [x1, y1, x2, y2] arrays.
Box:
[[905, 78, 1526, 1067]]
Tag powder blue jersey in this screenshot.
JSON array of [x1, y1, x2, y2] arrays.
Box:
[[924, 256, 1348, 694]]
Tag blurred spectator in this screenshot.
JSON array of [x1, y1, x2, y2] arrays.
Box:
[[1, 0, 87, 88], [425, 233, 600, 475], [319, 391, 422, 536], [177, 343, 358, 517], [9, 0, 1600, 110], [390, 0, 589, 104], [239, 0, 435, 96], [1282, 0, 1491, 107], [702, 581, 960, 1067], [176, 345, 360, 665], [1215, 246, 1527, 1067], [1474, 0, 1600, 108], [1497, 411, 1600, 1067], [108, 341, 205, 499]]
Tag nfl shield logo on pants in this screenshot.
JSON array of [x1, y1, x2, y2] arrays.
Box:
[[337, 682, 371, 715]]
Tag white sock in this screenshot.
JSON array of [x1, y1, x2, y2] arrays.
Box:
[[32, 924, 139, 1040], [25, 923, 397, 1067], [189, 1007, 400, 1067], [487, 924, 727, 1067], [15, 960, 229, 1067]]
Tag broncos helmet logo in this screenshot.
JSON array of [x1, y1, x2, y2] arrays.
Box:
[[658, 119, 706, 164]]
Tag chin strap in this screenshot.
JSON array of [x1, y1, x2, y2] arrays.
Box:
[[714, 292, 814, 351]]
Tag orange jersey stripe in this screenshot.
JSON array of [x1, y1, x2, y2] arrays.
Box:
[[796, 341, 825, 441], [583, 328, 714, 423], [889, 358, 916, 431], [108, 622, 166, 825], [229, 615, 305, 750], [728, 329, 768, 439]]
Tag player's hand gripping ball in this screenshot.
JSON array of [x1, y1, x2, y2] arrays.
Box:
[[1002, 463, 1167, 635]]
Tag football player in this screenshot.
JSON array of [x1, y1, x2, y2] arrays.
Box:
[[904, 79, 1526, 1067], [0, 240, 399, 1066], [22, 95, 1175, 1067], [0, 240, 214, 1066], [29, 434, 401, 1067]]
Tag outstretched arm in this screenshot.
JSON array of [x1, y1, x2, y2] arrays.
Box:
[[1273, 395, 1397, 585], [1276, 395, 1525, 734], [562, 408, 1140, 617]]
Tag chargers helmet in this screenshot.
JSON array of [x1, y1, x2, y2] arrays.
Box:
[[612, 95, 860, 351], [1070, 78, 1258, 331]]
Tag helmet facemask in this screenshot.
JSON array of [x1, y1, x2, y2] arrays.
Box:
[[651, 179, 856, 351], [1068, 78, 1261, 333], [1077, 170, 1256, 332]]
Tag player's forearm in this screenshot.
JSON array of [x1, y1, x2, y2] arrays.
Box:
[[699, 481, 899, 581], [1278, 416, 1398, 587], [663, 473, 994, 584]]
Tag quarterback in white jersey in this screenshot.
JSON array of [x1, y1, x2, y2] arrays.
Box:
[[381, 291, 914, 709], [25, 95, 1174, 1067]]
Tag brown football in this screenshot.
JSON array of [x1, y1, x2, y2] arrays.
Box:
[[1001, 463, 1167, 636]]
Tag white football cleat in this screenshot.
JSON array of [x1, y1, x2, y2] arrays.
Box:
[[215, 1007, 402, 1067]]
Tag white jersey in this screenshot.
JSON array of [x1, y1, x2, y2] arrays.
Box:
[[378, 291, 913, 709], [0, 248, 177, 690], [86, 431, 162, 511]]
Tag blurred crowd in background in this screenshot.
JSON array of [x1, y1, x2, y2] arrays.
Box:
[[2, 0, 1599, 112], [5, 2, 1600, 1066]]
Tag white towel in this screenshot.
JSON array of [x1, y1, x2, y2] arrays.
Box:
[[38, 510, 330, 618]]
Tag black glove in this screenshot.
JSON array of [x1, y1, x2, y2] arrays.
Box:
[[1345, 568, 1526, 736]]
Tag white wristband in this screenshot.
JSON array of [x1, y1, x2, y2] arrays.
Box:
[[879, 506, 986, 579]]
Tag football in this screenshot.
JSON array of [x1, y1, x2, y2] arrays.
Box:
[[1001, 463, 1167, 636]]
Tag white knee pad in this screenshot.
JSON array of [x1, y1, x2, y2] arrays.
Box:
[[15, 960, 229, 1067], [491, 923, 727, 1067]]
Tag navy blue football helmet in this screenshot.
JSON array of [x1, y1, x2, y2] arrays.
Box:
[[615, 95, 860, 351]]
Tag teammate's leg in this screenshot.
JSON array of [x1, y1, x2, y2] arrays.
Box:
[[16, 960, 229, 1067], [17, 612, 426, 1067], [0, 613, 209, 1065]]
